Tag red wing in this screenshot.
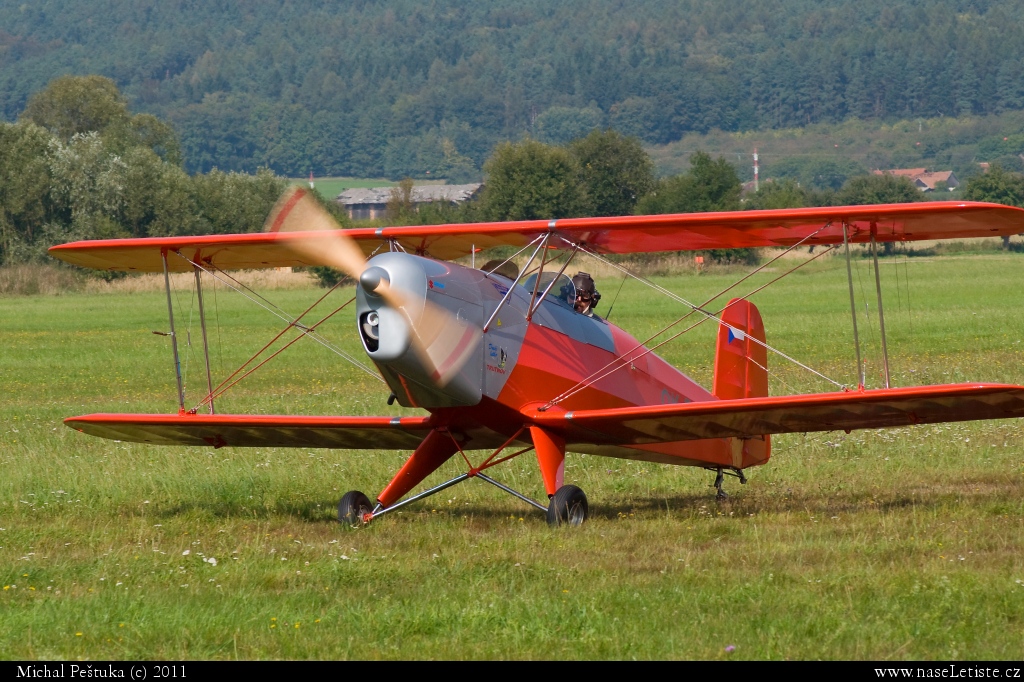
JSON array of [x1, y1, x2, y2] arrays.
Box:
[[530, 384, 1024, 446], [49, 202, 1024, 272], [65, 413, 433, 449]]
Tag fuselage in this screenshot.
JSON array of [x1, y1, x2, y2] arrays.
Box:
[[355, 252, 766, 469]]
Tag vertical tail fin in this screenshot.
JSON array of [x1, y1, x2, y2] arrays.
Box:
[[713, 298, 768, 400], [713, 298, 771, 467]]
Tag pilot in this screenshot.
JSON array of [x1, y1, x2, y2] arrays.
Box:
[[568, 271, 601, 317]]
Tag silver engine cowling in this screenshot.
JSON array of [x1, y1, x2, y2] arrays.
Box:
[[355, 252, 484, 408]]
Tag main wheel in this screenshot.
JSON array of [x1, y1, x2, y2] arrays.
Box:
[[337, 490, 373, 527], [546, 485, 589, 526]]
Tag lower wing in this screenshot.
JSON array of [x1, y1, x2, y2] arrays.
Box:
[[530, 384, 1024, 445], [65, 413, 432, 449]]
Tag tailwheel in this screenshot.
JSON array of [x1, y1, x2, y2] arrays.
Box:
[[337, 490, 373, 527], [546, 485, 589, 527]]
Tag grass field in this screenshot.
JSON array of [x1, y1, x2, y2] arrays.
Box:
[[290, 177, 451, 202], [289, 177, 396, 202], [1, 253, 1022, 660]]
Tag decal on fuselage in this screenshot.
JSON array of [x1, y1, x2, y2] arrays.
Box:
[[661, 388, 690, 404]]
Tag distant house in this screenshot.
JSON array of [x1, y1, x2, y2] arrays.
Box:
[[872, 168, 959, 191], [336, 183, 483, 220]]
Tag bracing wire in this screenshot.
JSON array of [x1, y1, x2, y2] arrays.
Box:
[[171, 252, 384, 385], [547, 246, 843, 407], [603, 271, 628, 321], [183, 276, 197, 396], [193, 297, 358, 412], [482, 235, 547, 277], [541, 233, 844, 410]]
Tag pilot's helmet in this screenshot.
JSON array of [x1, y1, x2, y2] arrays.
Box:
[[571, 271, 601, 309]]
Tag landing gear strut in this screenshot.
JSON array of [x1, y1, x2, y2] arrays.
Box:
[[335, 428, 591, 528], [711, 466, 747, 501], [714, 469, 728, 500]]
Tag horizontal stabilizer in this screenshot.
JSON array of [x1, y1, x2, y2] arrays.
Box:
[[530, 384, 1024, 445], [65, 413, 433, 449]]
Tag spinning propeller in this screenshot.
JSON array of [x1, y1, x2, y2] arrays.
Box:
[[265, 187, 480, 386]]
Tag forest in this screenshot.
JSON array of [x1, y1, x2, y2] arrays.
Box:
[[3, 0, 1024, 178]]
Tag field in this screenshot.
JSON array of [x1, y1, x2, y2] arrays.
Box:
[[1, 252, 1022, 660], [290, 177, 451, 203], [290, 177, 396, 202]]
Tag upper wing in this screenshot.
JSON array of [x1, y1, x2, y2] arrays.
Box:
[[529, 384, 1024, 445], [49, 201, 1024, 272], [65, 413, 433, 449]]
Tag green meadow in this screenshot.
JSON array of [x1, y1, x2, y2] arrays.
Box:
[[290, 177, 395, 202], [1, 251, 1022, 660]]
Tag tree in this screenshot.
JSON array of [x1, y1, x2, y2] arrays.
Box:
[[47, 132, 130, 242], [126, 113, 183, 166], [962, 165, 1024, 247], [635, 151, 753, 264], [0, 77, 291, 267], [119, 146, 199, 238], [480, 139, 589, 221], [769, 156, 868, 192], [835, 174, 924, 206], [609, 97, 662, 143], [744, 179, 812, 210], [191, 168, 289, 235], [636, 151, 741, 214], [567, 130, 655, 217], [385, 178, 416, 224], [534, 107, 604, 145], [21, 75, 183, 165], [21, 75, 131, 142], [0, 122, 54, 263]]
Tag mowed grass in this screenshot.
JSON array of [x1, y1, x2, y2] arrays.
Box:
[[289, 177, 395, 202], [1, 253, 1022, 660], [291, 177, 450, 202]]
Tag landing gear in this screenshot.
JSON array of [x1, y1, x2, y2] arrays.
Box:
[[547, 485, 589, 526], [711, 466, 747, 501], [334, 429, 590, 528], [714, 469, 728, 501], [337, 490, 373, 527]]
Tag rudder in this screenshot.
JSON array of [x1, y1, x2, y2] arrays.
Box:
[[713, 298, 768, 400], [713, 298, 770, 467]]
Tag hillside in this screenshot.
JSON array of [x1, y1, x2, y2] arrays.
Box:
[[651, 111, 1024, 187], [3, 0, 1024, 179]]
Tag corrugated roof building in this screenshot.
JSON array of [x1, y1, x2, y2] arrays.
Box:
[[336, 184, 483, 220]]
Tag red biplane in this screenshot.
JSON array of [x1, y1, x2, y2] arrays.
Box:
[[49, 190, 1024, 526]]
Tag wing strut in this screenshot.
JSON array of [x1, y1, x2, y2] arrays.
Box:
[[193, 260, 216, 414], [161, 249, 186, 414], [528, 241, 580, 320], [482, 234, 547, 332], [842, 222, 865, 388], [869, 224, 892, 388]]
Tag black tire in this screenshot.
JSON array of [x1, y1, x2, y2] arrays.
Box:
[[337, 490, 373, 527], [546, 485, 589, 526]]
